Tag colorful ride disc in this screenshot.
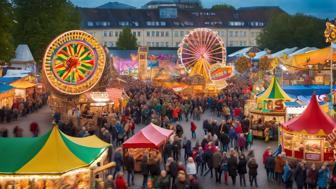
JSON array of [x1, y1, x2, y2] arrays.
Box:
[[43, 30, 106, 95]]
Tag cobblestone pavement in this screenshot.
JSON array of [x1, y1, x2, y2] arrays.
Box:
[[0, 106, 286, 189]]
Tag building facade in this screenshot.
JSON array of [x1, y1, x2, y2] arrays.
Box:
[[79, 5, 284, 48]]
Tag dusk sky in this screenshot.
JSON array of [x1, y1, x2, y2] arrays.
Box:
[[71, 0, 336, 19]]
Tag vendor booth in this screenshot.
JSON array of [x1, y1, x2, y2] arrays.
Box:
[[249, 77, 296, 138], [10, 80, 36, 100], [0, 84, 15, 108], [0, 126, 112, 189], [280, 95, 336, 162], [123, 123, 173, 172]]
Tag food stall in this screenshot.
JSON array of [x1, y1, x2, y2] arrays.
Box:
[[280, 95, 336, 162], [0, 126, 112, 189], [122, 123, 173, 172], [249, 77, 296, 138], [0, 84, 15, 108], [9, 80, 36, 100]]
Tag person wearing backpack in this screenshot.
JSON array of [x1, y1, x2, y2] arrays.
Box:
[[283, 161, 293, 189]]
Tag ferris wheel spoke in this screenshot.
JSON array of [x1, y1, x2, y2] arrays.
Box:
[[185, 37, 199, 51], [205, 36, 219, 54], [208, 46, 224, 54], [183, 47, 199, 55], [204, 31, 212, 48]]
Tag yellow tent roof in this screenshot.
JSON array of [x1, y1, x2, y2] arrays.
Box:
[[0, 126, 110, 174], [189, 57, 211, 81], [10, 80, 36, 89], [257, 77, 293, 103]]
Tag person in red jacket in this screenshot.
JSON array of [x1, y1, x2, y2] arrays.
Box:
[[262, 146, 271, 165], [115, 172, 128, 189], [190, 121, 197, 139]]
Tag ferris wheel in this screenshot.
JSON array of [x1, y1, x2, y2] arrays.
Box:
[[178, 28, 226, 72]]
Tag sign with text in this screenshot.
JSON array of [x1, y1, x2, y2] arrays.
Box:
[[262, 99, 286, 112], [305, 153, 321, 161]]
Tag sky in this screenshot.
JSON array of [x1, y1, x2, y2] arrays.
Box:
[[71, 0, 336, 19]]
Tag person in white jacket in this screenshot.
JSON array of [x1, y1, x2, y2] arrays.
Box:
[[186, 157, 197, 176]]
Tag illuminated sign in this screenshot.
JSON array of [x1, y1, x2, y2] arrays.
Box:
[[210, 63, 233, 81], [262, 99, 287, 112]]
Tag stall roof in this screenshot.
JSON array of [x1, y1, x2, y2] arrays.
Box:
[[228, 47, 252, 58], [0, 126, 110, 174], [123, 123, 173, 149], [0, 84, 14, 93], [0, 77, 21, 84], [289, 47, 318, 57], [257, 77, 294, 103], [291, 47, 336, 69], [3, 69, 32, 78], [283, 94, 336, 135], [270, 47, 298, 58], [10, 80, 36, 89]]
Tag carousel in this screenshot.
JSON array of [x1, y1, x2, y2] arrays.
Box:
[[249, 77, 296, 138], [280, 95, 336, 162]]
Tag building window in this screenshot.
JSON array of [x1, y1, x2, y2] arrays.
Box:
[[109, 31, 113, 37], [160, 21, 166, 26], [104, 31, 108, 37], [115, 32, 119, 37], [132, 32, 136, 36], [156, 42, 159, 47], [174, 31, 178, 37], [137, 31, 141, 37], [119, 21, 129, 26], [156, 31, 159, 37], [165, 31, 169, 37], [104, 41, 107, 46], [147, 42, 151, 46], [180, 31, 184, 37], [147, 31, 150, 37], [229, 31, 233, 37], [152, 42, 155, 47], [166, 42, 169, 47], [160, 42, 164, 47], [160, 31, 164, 37], [152, 31, 155, 36], [175, 42, 179, 47], [229, 41, 234, 46], [87, 21, 94, 27], [235, 31, 238, 37]]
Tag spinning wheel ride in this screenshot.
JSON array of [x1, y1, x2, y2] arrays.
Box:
[[43, 30, 106, 95], [178, 28, 227, 81]]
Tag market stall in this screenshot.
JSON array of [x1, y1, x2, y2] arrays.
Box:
[[122, 123, 173, 172], [249, 77, 296, 138], [0, 126, 112, 189], [280, 95, 336, 162], [0, 84, 15, 108], [9, 80, 36, 100]]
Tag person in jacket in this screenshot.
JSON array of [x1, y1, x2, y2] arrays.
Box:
[[124, 153, 135, 186], [317, 164, 330, 189], [115, 172, 127, 189], [237, 134, 246, 152], [294, 162, 306, 189], [157, 170, 170, 189], [329, 162, 336, 189], [265, 151, 275, 181], [113, 148, 123, 178], [186, 157, 197, 176], [228, 150, 238, 185], [306, 163, 318, 189], [168, 157, 178, 186], [183, 137, 192, 161], [275, 153, 285, 184], [105, 175, 115, 189], [283, 161, 293, 189], [141, 153, 149, 189], [238, 154, 247, 186], [189, 175, 200, 189], [195, 147, 204, 175], [174, 170, 189, 189], [203, 148, 214, 178], [212, 149, 222, 183], [191, 121, 197, 139], [247, 129, 253, 148], [248, 157, 258, 187]]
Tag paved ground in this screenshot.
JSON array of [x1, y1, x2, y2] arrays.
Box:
[[0, 106, 287, 188]]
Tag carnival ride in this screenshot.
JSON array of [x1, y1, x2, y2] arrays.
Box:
[[174, 28, 233, 96], [43, 30, 126, 122]]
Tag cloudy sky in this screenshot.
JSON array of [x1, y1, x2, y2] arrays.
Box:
[[71, 0, 336, 19]]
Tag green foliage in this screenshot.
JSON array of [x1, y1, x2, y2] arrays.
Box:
[[116, 28, 138, 50], [211, 4, 235, 10], [13, 0, 80, 63], [0, 0, 15, 62], [257, 13, 325, 51]]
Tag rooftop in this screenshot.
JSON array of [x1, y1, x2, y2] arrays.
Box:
[[97, 1, 136, 9], [79, 6, 285, 29]]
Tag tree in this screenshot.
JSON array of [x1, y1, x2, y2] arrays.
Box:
[[13, 0, 80, 64], [116, 28, 138, 50], [258, 56, 272, 71], [0, 0, 15, 62], [211, 4, 235, 10], [257, 13, 325, 51], [235, 56, 252, 74]]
